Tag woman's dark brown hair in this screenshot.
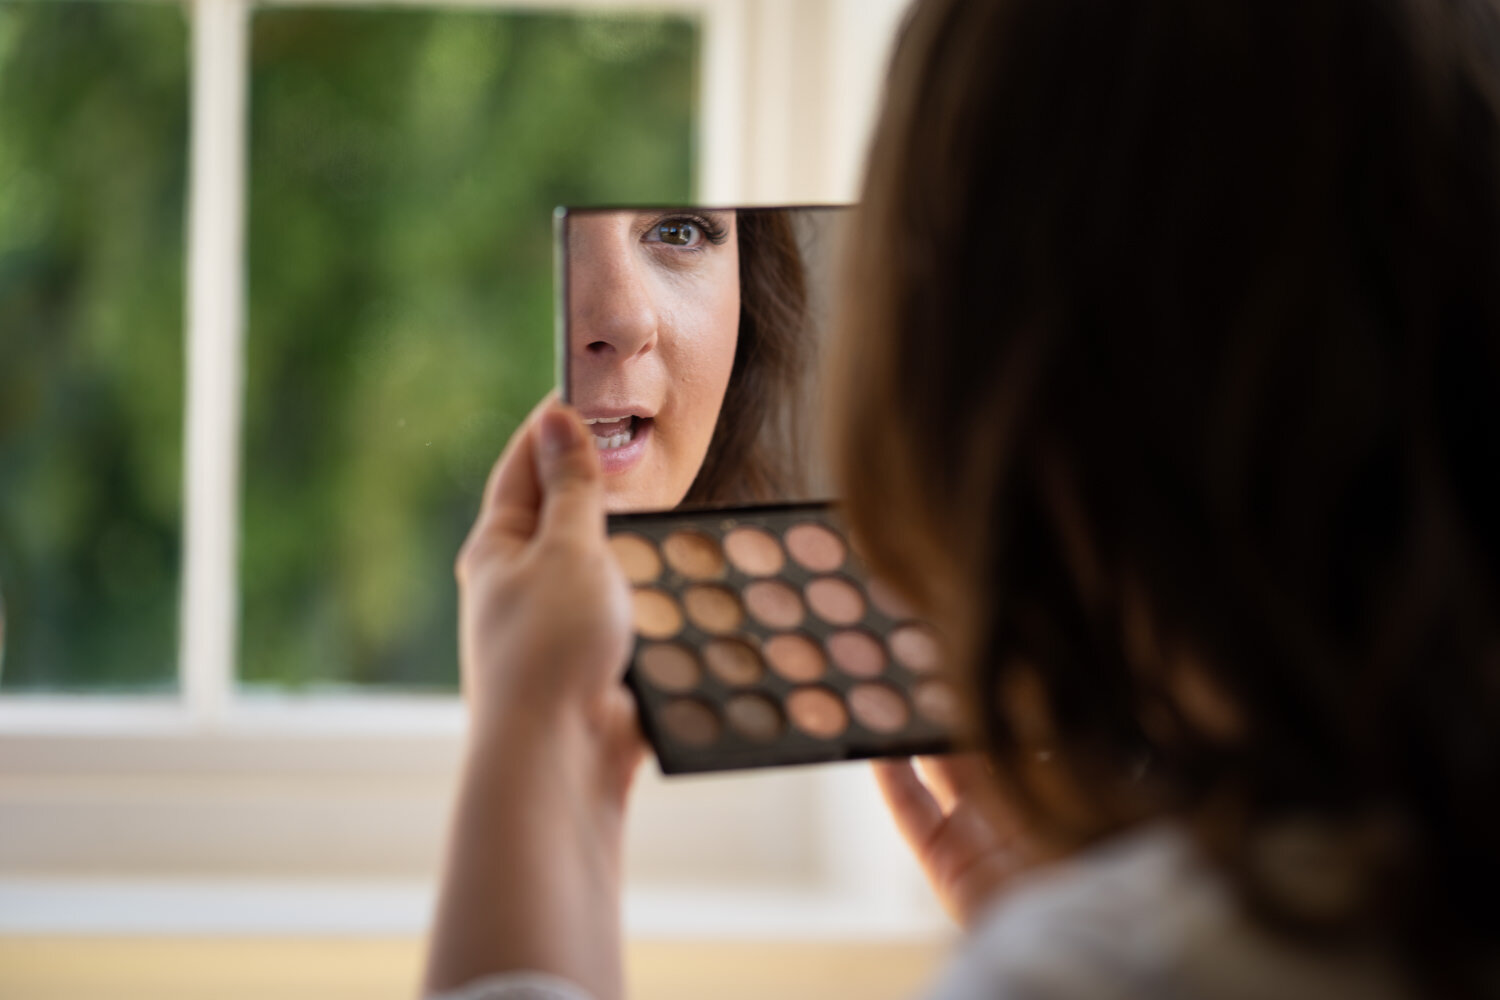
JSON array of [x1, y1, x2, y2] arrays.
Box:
[[683, 209, 809, 505], [831, 0, 1500, 992]]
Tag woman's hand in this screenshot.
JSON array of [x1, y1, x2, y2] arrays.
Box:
[[874, 755, 1035, 929], [425, 400, 644, 1000], [454, 398, 642, 795]]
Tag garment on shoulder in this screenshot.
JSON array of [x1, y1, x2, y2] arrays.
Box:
[[926, 822, 1404, 1000]]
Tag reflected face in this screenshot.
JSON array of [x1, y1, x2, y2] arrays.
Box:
[[568, 210, 741, 511]]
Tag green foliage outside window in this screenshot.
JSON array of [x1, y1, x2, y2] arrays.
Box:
[[241, 9, 698, 688], [0, 2, 187, 691]]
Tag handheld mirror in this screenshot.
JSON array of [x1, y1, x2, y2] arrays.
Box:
[[556, 206, 852, 513]]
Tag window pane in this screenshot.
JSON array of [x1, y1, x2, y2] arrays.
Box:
[[0, 2, 187, 691], [243, 9, 698, 688]]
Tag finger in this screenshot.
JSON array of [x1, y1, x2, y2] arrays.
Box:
[[533, 402, 605, 540], [915, 753, 993, 812], [918, 753, 1028, 844], [872, 758, 945, 852]]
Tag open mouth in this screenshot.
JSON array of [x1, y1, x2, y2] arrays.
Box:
[[584, 414, 649, 450], [582, 413, 653, 475]]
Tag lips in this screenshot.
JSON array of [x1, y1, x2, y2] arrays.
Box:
[[580, 410, 655, 474]]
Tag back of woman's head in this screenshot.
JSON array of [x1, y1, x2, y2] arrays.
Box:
[[832, 0, 1500, 991]]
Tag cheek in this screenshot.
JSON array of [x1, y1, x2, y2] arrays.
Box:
[[663, 278, 740, 425]]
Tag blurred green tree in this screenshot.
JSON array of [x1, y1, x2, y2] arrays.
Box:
[[241, 9, 698, 688], [0, 1, 187, 690]]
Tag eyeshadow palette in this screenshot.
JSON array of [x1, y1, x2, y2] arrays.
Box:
[[609, 501, 959, 774]]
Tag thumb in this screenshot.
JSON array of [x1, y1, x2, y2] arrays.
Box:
[[535, 403, 605, 535]]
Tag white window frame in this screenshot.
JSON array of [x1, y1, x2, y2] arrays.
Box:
[[0, 0, 943, 940]]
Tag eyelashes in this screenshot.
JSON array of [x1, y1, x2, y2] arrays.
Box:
[[642, 212, 731, 251]]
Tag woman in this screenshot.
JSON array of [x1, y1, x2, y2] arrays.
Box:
[[568, 208, 808, 512], [427, 0, 1500, 997]]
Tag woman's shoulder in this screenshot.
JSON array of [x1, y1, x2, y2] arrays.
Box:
[[925, 822, 1406, 1000]]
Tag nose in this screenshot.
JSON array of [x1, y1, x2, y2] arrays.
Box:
[[569, 230, 659, 364]]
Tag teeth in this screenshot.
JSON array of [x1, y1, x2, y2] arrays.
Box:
[[594, 428, 633, 450], [591, 418, 637, 451]]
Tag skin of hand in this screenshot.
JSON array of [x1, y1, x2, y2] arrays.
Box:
[[423, 399, 645, 1000], [873, 754, 1038, 928]]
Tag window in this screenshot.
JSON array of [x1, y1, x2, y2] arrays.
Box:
[[0, 1, 188, 693], [0, 0, 935, 940]]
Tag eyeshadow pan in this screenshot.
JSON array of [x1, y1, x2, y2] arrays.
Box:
[[849, 682, 910, 733], [868, 577, 915, 620], [744, 579, 804, 629], [913, 678, 959, 726], [703, 638, 765, 686], [891, 623, 943, 674], [805, 576, 865, 625], [633, 588, 683, 639], [723, 526, 785, 576], [659, 698, 721, 747], [784, 522, 846, 573], [682, 584, 743, 634], [638, 642, 701, 692], [828, 629, 887, 678], [609, 533, 662, 584], [764, 633, 827, 682], [725, 692, 784, 743], [662, 530, 725, 579], [787, 686, 848, 739]]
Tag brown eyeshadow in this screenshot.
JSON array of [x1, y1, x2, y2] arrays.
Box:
[[764, 633, 827, 682], [913, 678, 959, 727], [703, 638, 765, 686], [743, 579, 804, 629], [659, 698, 721, 747], [784, 522, 846, 573], [637, 642, 701, 692], [786, 686, 849, 739], [848, 682, 910, 733], [609, 533, 662, 584], [723, 526, 785, 576], [828, 629, 887, 678], [725, 693, 784, 743], [633, 588, 683, 639], [891, 623, 943, 673], [868, 577, 915, 620], [805, 576, 865, 625], [662, 530, 725, 579], [682, 584, 743, 634]]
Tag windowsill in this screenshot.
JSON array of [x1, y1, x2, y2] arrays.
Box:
[[0, 876, 951, 939]]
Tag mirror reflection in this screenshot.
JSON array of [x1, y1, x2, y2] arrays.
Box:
[[561, 206, 850, 512]]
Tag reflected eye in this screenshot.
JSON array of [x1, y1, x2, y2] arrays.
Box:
[[654, 220, 702, 247], [642, 213, 729, 250]]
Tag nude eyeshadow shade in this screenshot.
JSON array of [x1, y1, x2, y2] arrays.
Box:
[[610, 533, 662, 585], [633, 589, 683, 640], [744, 579, 804, 629], [890, 624, 943, 674], [784, 522, 846, 573], [703, 638, 764, 686], [609, 502, 956, 774], [723, 526, 785, 576], [638, 642, 701, 692], [662, 530, 725, 579], [805, 576, 865, 625]]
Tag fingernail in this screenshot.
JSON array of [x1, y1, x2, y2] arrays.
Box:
[[540, 407, 579, 460]]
